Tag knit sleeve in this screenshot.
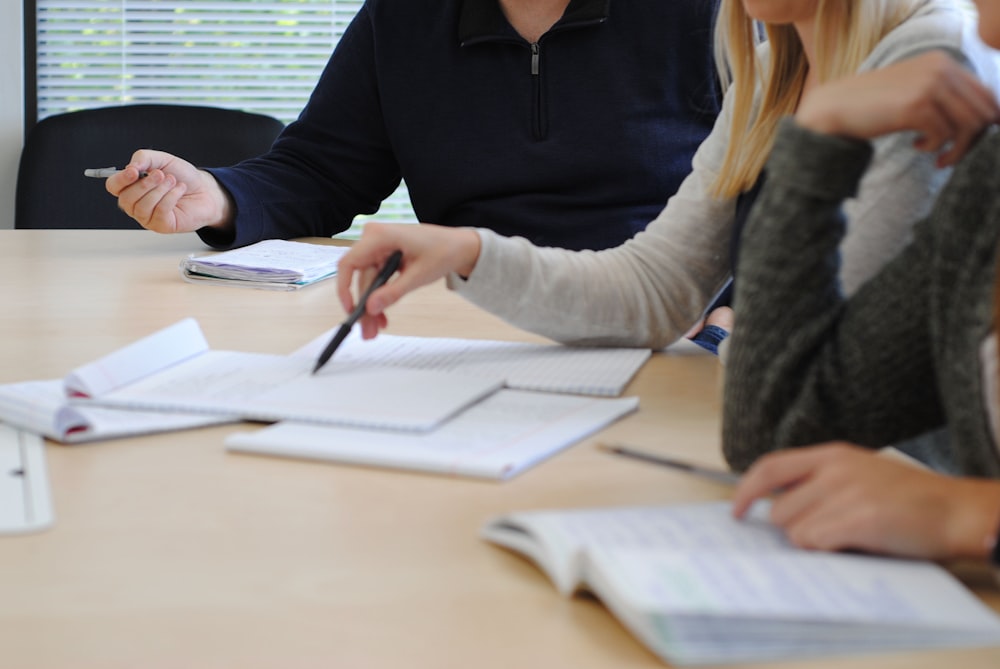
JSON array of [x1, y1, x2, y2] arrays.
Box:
[[722, 119, 946, 471]]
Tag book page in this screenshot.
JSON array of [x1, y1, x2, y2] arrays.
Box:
[[64, 318, 209, 398], [482, 501, 785, 595], [225, 390, 638, 480], [596, 547, 1000, 625], [0, 380, 64, 440], [485, 501, 1000, 665], [292, 330, 651, 396]]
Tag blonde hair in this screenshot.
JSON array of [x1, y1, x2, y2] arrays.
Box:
[[711, 0, 930, 199]]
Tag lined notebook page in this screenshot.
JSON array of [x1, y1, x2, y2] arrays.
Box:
[[226, 390, 638, 480], [0, 379, 229, 443], [84, 350, 504, 432], [293, 331, 651, 396]]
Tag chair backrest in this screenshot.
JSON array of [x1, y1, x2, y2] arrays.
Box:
[[16, 104, 285, 229]]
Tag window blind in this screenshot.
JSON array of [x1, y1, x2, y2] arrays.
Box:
[[33, 0, 415, 235]]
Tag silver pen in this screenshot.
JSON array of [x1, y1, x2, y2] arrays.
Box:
[[83, 167, 149, 178], [599, 443, 741, 485]]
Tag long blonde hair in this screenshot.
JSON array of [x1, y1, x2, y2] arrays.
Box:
[[711, 0, 930, 199]]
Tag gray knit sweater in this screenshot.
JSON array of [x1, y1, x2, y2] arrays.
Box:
[[723, 119, 1000, 478]]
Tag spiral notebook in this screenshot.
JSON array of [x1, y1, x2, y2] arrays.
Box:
[[68, 319, 503, 432], [293, 330, 651, 397], [180, 239, 349, 290], [226, 390, 639, 480]]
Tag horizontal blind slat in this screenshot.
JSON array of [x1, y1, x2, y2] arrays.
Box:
[[35, 0, 416, 225]]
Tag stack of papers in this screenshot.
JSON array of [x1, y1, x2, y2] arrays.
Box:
[[180, 239, 349, 290]]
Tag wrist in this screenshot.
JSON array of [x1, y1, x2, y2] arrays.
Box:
[[455, 228, 482, 279], [943, 479, 1000, 561], [794, 104, 844, 136], [202, 170, 236, 232]]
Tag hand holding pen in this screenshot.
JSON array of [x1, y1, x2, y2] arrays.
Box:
[[313, 250, 403, 374], [336, 223, 483, 341], [98, 149, 235, 235]]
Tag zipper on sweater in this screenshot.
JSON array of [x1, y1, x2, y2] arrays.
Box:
[[530, 42, 546, 140]]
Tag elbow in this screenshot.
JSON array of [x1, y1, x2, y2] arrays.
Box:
[[721, 378, 780, 473], [721, 420, 771, 474]]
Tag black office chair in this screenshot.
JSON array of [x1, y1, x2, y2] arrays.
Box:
[[15, 103, 285, 229]]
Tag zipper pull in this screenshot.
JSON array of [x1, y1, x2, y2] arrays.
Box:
[[530, 42, 540, 75]]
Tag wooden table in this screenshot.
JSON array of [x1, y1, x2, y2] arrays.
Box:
[[1, 230, 998, 669]]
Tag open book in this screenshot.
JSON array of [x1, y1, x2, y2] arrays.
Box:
[[68, 318, 503, 432], [482, 501, 1000, 665], [179, 239, 349, 290], [226, 390, 638, 480]]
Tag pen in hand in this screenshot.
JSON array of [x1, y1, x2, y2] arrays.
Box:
[[312, 250, 403, 375], [84, 167, 149, 178]]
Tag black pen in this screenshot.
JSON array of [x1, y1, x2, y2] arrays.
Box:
[[599, 443, 741, 485], [312, 250, 403, 375], [83, 167, 149, 178]]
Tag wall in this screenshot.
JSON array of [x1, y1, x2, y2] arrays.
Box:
[[0, 4, 24, 229]]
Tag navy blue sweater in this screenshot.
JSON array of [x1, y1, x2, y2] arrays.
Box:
[[202, 0, 720, 251]]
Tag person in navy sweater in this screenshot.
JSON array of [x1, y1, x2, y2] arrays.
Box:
[[107, 0, 720, 252]]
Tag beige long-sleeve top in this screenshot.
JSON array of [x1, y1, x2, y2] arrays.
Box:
[[449, 0, 998, 348]]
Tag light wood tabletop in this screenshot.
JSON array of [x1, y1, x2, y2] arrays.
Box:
[[1, 230, 998, 669]]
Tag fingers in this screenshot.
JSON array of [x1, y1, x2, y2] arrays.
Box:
[[105, 150, 203, 232], [783, 505, 873, 552], [115, 170, 187, 232], [731, 447, 829, 518], [929, 66, 1000, 165], [336, 224, 412, 341], [732, 442, 863, 515], [795, 50, 1000, 157], [104, 165, 147, 195], [336, 224, 482, 339], [336, 225, 396, 315]]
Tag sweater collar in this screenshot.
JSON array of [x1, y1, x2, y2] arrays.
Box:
[[459, 0, 610, 45]]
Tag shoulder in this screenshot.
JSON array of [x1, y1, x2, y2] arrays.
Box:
[[862, 0, 999, 82], [913, 130, 1000, 287]]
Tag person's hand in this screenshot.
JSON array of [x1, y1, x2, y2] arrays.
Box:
[[105, 149, 234, 234], [336, 222, 482, 339], [732, 442, 1000, 561], [685, 306, 734, 338], [796, 50, 1000, 167]]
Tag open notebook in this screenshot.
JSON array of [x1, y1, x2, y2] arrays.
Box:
[[293, 329, 651, 397], [67, 319, 502, 432], [0, 379, 230, 443], [226, 390, 638, 480]]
